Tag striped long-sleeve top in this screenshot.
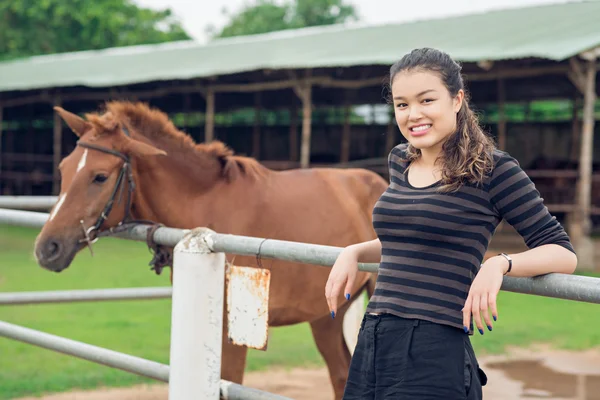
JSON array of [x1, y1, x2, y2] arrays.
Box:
[[366, 143, 575, 331]]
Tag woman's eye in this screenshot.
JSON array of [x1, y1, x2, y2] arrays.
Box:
[[93, 174, 108, 184], [396, 103, 407, 108]]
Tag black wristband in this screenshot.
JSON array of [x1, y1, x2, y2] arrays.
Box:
[[498, 253, 512, 275]]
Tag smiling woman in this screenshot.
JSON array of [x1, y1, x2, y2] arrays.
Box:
[[324, 47, 578, 400]]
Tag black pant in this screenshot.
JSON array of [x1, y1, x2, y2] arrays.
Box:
[[343, 313, 487, 399]]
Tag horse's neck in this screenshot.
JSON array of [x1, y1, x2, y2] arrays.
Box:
[[131, 145, 224, 228]]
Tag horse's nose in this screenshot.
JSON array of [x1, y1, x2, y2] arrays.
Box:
[[39, 239, 63, 263]]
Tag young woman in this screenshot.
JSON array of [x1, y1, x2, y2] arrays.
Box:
[[325, 48, 578, 399]]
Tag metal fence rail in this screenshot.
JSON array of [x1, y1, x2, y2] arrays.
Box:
[[2, 207, 600, 304], [3, 206, 600, 399], [0, 321, 290, 400], [0, 196, 57, 210], [0, 287, 172, 305]]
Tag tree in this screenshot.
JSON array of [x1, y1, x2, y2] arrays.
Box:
[[0, 0, 190, 61], [209, 0, 359, 39]]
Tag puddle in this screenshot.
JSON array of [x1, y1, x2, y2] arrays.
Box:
[[485, 355, 600, 399]]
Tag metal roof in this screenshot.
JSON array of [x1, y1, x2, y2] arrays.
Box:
[[0, 0, 598, 92]]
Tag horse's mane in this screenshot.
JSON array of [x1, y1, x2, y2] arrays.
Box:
[[85, 101, 266, 181]]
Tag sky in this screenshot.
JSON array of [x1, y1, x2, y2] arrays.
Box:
[[134, 0, 580, 42]]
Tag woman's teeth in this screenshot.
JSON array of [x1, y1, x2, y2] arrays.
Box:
[[411, 124, 431, 132]]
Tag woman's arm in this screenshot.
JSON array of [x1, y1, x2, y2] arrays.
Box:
[[464, 152, 578, 334], [487, 243, 577, 277], [345, 238, 382, 263]]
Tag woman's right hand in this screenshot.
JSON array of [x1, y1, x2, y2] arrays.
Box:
[[325, 247, 359, 318]]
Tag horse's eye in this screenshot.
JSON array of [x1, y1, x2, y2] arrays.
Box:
[[93, 174, 108, 184]]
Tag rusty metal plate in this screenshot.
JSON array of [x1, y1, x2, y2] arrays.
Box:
[[226, 265, 270, 351]]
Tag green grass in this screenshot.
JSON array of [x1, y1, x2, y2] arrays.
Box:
[[1, 224, 600, 399]]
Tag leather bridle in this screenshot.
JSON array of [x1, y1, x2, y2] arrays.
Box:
[[71, 126, 172, 276], [75, 126, 136, 254]]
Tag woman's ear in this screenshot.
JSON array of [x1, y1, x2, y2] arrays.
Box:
[[454, 89, 465, 113]]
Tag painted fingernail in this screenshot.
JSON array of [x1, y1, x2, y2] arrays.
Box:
[[479, 328, 484, 335], [331, 311, 335, 319], [463, 326, 469, 333], [487, 325, 493, 331], [493, 315, 497, 321], [345, 293, 350, 300]]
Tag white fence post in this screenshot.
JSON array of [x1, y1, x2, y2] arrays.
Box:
[[169, 228, 225, 400]]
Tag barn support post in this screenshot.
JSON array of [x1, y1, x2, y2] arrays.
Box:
[[253, 92, 262, 159], [497, 78, 507, 150], [289, 102, 298, 162], [169, 228, 225, 400], [570, 92, 581, 162], [293, 78, 313, 169], [204, 87, 215, 142], [340, 94, 351, 163], [183, 93, 191, 128], [568, 54, 597, 270], [52, 97, 62, 195]]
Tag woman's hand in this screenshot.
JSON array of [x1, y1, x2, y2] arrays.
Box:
[[462, 256, 507, 334], [325, 247, 359, 318]]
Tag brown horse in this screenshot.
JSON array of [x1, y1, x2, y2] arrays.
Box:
[[33, 101, 388, 399]]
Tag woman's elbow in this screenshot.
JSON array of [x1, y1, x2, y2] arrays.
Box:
[[562, 250, 578, 274]]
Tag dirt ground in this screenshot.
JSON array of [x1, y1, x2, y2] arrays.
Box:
[[14, 345, 600, 400]]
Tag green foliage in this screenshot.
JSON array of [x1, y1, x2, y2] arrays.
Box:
[[0, 0, 190, 61], [209, 0, 358, 39]]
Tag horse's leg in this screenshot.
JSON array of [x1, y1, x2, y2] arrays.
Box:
[[220, 339, 249, 384], [310, 301, 354, 400]]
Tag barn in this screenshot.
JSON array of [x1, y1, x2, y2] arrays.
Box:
[[0, 1, 598, 266]]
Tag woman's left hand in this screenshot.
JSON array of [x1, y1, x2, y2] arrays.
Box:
[[462, 256, 508, 334]]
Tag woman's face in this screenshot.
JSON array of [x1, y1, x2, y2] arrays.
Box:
[[391, 69, 463, 153]]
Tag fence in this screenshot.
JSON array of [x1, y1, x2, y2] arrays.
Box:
[[2, 206, 600, 399]]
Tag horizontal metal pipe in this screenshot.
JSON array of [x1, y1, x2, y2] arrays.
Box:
[[0, 287, 173, 305], [0, 208, 48, 228], [0, 196, 57, 210], [0, 320, 169, 381], [501, 273, 600, 303], [3, 209, 600, 305], [206, 231, 380, 273], [0, 320, 291, 400]]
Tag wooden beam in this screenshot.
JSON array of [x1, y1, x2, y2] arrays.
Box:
[[570, 92, 581, 162], [252, 92, 262, 159], [204, 88, 215, 142], [289, 103, 298, 162], [497, 78, 507, 150], [578, 58, 597, 233], [571, 56, 597, 269], [568, 57, 586, 94], [4, 62, 600, 112], [183, 93, 191, 128], [52, 97, 62, 195], [295, 82, 313, 169], [580, 46, 600, 61], [340, 95, 351, 163]]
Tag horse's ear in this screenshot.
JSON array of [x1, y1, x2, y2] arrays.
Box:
[[124, 137, 167, 158], [54, 106, 92, 137]]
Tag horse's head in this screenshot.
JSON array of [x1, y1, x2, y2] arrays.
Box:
[[34, 106, 166, 272]]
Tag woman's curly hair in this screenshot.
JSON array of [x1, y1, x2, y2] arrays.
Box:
[[388, 48, 496, 192]]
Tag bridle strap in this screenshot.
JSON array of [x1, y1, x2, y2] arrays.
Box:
[[76, 141, 128, 163], [75, 125, 136, 236], [73, 126, 172, 275]]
